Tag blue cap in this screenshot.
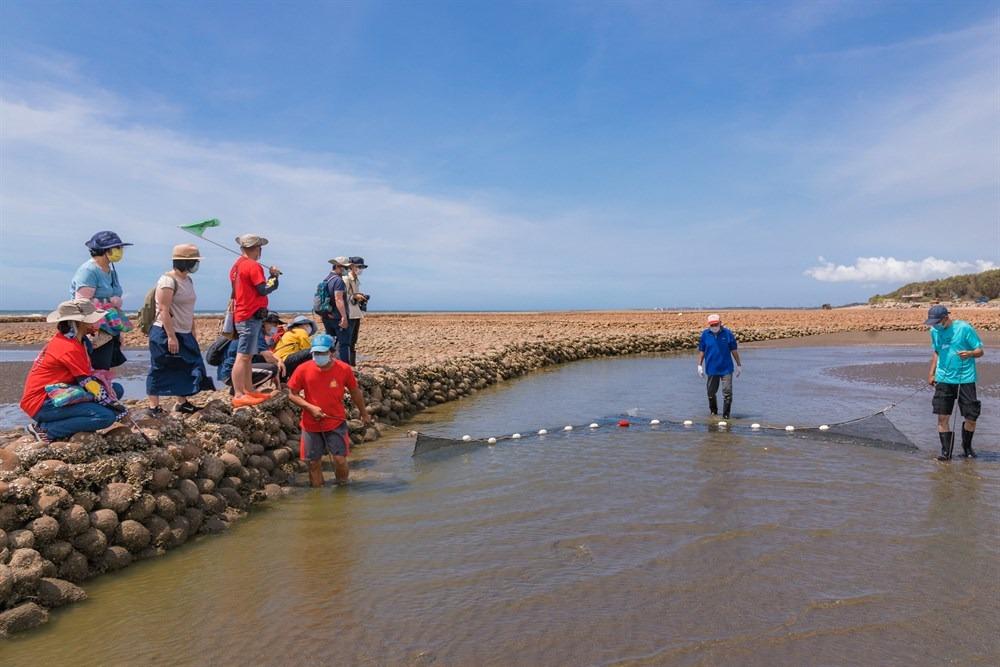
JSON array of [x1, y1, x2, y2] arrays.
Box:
[[85, 231, 133, 251], [310, 333, 334, 353], [924, 305, 949, 326]]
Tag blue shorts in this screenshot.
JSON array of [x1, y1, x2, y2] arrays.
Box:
[[300, 422, 350, 461], [235, 319, 263, 355]]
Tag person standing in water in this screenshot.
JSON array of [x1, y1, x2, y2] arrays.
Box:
[[697, 313, 742, 419], [925, 305, 983, 460]]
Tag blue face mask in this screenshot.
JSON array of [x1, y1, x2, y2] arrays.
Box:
[[313, 353, 331, 366]]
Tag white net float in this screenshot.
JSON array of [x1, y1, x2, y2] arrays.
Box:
[[512, 433, 521, 439], [819, 425, 830, 431], [487, 437, 497, 445], [589, 423, 599, 429], [538, 429, 548, 435], [785, 425, 795, 432], [650, 419, 661, 425], [751, 423, 761, 430], [683, 420, 693, 426], [462, 435, 472, 442], [564, 425, 573, 431]]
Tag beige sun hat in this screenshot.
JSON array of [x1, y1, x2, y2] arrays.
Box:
[[47, 299, 106, 324], [328, 256, 351, 267], [171, 243, 203, 260], [235, 234, 269, 248]]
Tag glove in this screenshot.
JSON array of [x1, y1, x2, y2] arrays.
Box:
[[697, 365, 704, 378], [735, 366, 742, 378]]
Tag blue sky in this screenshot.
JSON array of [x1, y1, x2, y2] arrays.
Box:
[[1, 0, 997, 311]]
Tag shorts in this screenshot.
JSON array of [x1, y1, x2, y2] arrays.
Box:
[[300, 422, 350, 461], [235, 318, 263, 355], [932, 382, 981, 421]]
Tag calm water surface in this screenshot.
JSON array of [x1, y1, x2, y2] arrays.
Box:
[[4, 346, 999, 666]]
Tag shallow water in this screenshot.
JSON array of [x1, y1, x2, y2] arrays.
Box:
[[4, 346, 999, 666]]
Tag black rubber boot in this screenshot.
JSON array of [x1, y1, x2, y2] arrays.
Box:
[[722, 400, 732, 420], [936, 432, 954, 461], [708, 396, 718, 416], [960, 428, 977, 458]]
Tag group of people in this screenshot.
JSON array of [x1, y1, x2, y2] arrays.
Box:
[[693, 307, 984, 460], [17, 234, 987, 474], [20, 231, 373, 485]]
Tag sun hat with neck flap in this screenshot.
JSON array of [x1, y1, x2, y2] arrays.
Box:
[[47, 298, 106, 324]]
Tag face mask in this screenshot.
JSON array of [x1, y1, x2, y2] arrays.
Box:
[[313, 353, 331, 366], [188, 261, 200, 274], [355, 268, 364, 276], [64, 322, 77, 339], [710, 325, 721, 333], [107, 247, 124, 263]]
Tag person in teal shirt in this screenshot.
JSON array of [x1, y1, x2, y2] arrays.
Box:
[[926, 305, 984, 460]]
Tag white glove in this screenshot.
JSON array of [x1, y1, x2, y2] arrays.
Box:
[[735, 366, 742, 378], [697, 365, 704, 378]]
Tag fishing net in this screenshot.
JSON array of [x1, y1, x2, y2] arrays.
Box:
[[413, 410, 919, 457]]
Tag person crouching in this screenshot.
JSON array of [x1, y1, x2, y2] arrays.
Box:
[[286, 333, 372, 487]]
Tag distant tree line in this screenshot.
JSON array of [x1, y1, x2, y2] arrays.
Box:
[[869, 269, 1000, 303]]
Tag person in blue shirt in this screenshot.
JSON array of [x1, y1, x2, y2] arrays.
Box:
[[697, 314, 742, 419], [925, 305, 984, 460]]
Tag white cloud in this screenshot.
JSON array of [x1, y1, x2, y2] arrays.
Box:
[[805, 256, 998, 283]]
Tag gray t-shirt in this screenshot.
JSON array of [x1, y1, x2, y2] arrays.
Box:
[[154, 273, 196, 333]]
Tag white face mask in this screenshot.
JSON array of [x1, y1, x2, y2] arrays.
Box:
[[188, 261, 200, 274], [709, 325, 721, 333]]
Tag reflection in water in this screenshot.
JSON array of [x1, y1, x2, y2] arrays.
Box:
[[3, 347, 999, 666]]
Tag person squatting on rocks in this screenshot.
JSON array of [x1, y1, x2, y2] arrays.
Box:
[[343, 256, 370, 366], [217, 324, 285, 394], [20, 300, 127, 443], [228, 234, 281, 408], [273, 315, 318, 379], [145, 244, 215, 416], [71, 231, 134, 372], [697, 313, 742, 419], [925, 305, 984, 460], [263, 312, 285, 350], [286, 333, 372, 486], [314, 256, 351, 364]]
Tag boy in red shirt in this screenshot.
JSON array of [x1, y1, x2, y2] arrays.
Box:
[[286, 333, 372, 486]]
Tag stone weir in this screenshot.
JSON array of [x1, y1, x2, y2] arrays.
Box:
[[0, 324, 937, 636]]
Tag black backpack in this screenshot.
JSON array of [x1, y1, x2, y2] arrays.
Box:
[[204, 335, 231, 367]]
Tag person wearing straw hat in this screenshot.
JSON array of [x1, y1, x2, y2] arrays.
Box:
[[20, 299, 127, 443], [925, 305, 983, 460], [71, 230, 134, 371], [228, 234, 281, 407], [145, 244, 215, 416], [343, 256, 369, 366], [697, 313, 742, 419]]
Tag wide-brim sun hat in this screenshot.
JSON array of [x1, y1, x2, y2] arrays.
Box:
[[235, 234, 269, 248], [85, 231, 133, 251], [47, 298, 106, 324], [310, 333, 335, 353], [349, 256, 368, 268], [289, 315, 317, 334], [328, 256, 351, 267], [171, 243, 202, 260]]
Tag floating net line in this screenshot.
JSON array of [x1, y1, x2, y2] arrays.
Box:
[[412, 386, 928, 457]]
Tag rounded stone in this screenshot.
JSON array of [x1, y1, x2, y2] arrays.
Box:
[[28, 515, 60, 546], [149, 467, 174, 491], [33, 486, 71, 515], [177, 479, 200, 505], [36, 577, 87, 608], [143, 516, 171, 547], [88, 509, 119, 538], [8, 529, 35, 550], [73, 528, 108, 560], [177, 461, 199, 479], [200, 494, 225, 515], [102, 545, 132, 571], [114, 520, 151, 552], [99, 483, 134, 514], [199, 455, 225, 482], [194, 478, 215, 494], [57, 505, 90, 538], [124, 494, 156, 521], [0, 602, 49, 637], [154, 493, 177, 521], [41, 540, 73, 565], [57, 550, 90, 583], [184, 508, 204, 534]]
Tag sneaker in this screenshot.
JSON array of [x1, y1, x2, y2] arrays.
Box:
[[174, 401, 201, 415], [233, 394, 266, 408], [146, 406, 167, 418], [26, 422, 52, 443]]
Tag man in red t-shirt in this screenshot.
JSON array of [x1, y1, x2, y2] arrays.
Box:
[[228, 234, 282, 407], [286, 333, 372, 486]]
